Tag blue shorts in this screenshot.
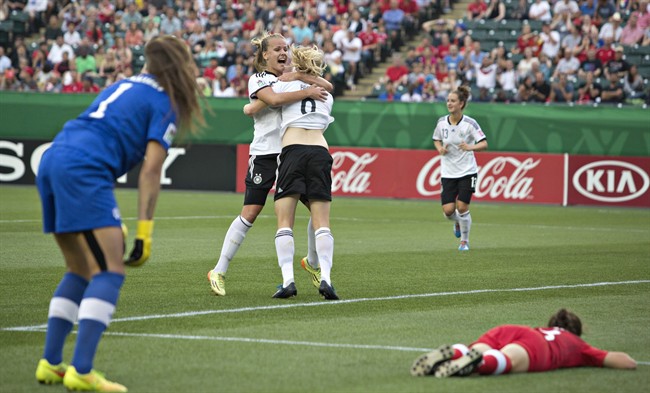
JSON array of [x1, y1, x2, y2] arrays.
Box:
[[37, 146, 122, 234]]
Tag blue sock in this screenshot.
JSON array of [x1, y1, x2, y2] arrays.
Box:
[[43, 272, 88, 365], [72, 272, 124, 374]]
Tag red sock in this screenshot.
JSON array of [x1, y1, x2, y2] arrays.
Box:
[[478, 349, 512, 375], [451, 344, 469, 360]]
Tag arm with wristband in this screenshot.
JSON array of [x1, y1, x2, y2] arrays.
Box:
[[125, 141, 166, 267]]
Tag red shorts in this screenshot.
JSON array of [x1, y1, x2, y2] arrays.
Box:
[[472, 325, 551, 372]]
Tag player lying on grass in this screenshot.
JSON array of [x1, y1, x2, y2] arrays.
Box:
[[411, 308, 637, 377]]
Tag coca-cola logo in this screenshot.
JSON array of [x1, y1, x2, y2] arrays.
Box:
[[572, 160, 649, 202], [416, 156, 540, 200], [331, 151, 377, 194]]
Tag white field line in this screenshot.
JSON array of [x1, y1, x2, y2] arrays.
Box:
[[2, 214, 649, 234], [4, 280, 649, 332]]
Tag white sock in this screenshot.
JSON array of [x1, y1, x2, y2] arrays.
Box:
[[315, 227, 333, 285], [307, 218, 319, 268], [214, 216, 252, 274], [444, 210, 459, 222], [275, 228, 294, 287], [458, 210, 472, 242]]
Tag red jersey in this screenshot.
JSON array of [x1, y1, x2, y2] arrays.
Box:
[[474, 325, 608, 372], [386, 65, 409, 82]]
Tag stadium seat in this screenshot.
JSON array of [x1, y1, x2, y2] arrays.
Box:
[[10, 11, 28, 36], [501, 19, 522, 31], [0, 20, 12, 47]]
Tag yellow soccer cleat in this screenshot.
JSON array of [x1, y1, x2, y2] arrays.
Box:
[[208, 270, 226, 296], [300, 257, 321, 289], [35, 358, 68, 384], [63, 366, 127, 392]]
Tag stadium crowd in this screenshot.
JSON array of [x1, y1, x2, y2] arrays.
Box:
[[0, 0, 648, 105]]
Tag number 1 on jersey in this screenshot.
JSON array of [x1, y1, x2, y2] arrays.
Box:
[[89, 83, 134, 119]]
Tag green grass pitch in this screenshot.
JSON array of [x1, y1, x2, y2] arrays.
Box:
[[1, 185, 648, 392]]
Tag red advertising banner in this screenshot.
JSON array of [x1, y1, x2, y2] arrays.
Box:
[[567, 155, 650, 207], [236, 145, 566, 204]]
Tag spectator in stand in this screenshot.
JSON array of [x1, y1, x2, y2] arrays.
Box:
[[44, 14, 61, 44], [553, 0, 581, 21], [25, 0, 47, 35], [378, 80, 401, 101], [80, 74, 100, 93], [513, 24, 538, 56], [600, 72, 625, 103], [98, 48, 120, 83], [401, 83, 423, 102], [577, 71, 602, 102], [75, 45, 97, 77], [437, 33, 452, 59], [383, 0, 406, 50], [466, 0, 488, 20], [59, 2, 82, 32], [596, 37, 616, 65], [579, 0, 597, 17], [143, 18, 160, 42], [579, 47, 604, 78], [623, 64, 646, 100], [562, 25, 583, 56], [84, 19, 104, 46], [1, 68, 21, 91], [0, 46, 13, 74], [386, 53, 410, 83], [466, 41, 488, 71], [539, 22, 561, 62], [516, 47, 539, 80], [531, 71, 552, 102], [160, 6, 182, 36], [341, 29, 363, 88], [553, 48, 581, 78], [212, 74, 237, 98], [121, 2, 143, 30], [632, 0, 650, 30], [619, 12, 646, 45], [444, 45, 464, 73], [485, 0, 506, 21], [113, 37, 133, 73], [510, 0, 530, 20], [579, 14, 600, 38], [103, 23, 116, 49], [594, 0, 617, 25], [529, 0, 553, 22], [48, 34, 74, 66], [496, 59, 517, 100], [474, 56, 498, 101], [605, 46, 630, 79], [549, 72, 576, 102], [61, 70, 82, 93], [349, 9, 367, 34], [142, 5, 160, 28], [292, 15, 314, 45], [222, 9, 243, 37], [400, 0, 419, 38], [202, 57, 220, 81], [98, 0, 115, 24], [63, 21, 82, 47], [125, 21, 144, 47], [599, 12, 623, 43], [359, 22, 380, 70]]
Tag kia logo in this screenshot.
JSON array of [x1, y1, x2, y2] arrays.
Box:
[[573, 160, 649, 202]]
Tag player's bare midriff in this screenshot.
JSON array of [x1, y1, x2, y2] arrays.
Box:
[[282, 127, 329, 149]]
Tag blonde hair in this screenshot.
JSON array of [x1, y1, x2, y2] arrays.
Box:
[[145, 35, 205, 137], [251, 32, 285, 72], [290, 45, 326, 77]]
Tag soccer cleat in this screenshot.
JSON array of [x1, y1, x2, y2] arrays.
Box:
[[318, 280, 339, 300], [300, 257, 321, 289], [458, 241, 469, 251], [410, 345, 455, 377], [272, 282, 297, 298], [207, 270, 226, 296], [453, 222, 461, 238], [35, 358, 68, 385], [63, 366, 127, 392], [434, 348, 483, 378]]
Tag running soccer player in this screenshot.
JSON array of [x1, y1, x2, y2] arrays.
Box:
[[433, 85, 488, 251], [207, 33, 332, 297], [34, 36, 205, 392], [411, 308, 637, 377]]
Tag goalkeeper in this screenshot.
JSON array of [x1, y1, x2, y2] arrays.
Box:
[[34, 36, 205, 392]]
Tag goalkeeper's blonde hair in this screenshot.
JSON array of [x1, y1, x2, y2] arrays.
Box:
[[290, 45, 326, 77]]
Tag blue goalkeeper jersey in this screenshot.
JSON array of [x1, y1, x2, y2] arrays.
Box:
[[50, 74, 177, 179]]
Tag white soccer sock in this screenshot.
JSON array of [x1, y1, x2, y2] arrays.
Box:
[[214, 215, 252, 274], [444, 210, 459, 221], [458, 210, 472, 242], [307, 218, 319, 268], [275, 228, 295, 287], [315, 227, 333, 285]]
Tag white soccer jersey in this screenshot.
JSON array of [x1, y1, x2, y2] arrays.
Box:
[[248, 71, 283, 155], [272, 80, 334, 137], [432, 115, 486, 178]]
